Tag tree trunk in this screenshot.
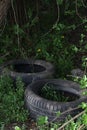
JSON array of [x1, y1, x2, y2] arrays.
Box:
[[0, 0, 10, 25]]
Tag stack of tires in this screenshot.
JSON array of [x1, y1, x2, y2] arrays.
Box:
[[0, 59, 87, 121]]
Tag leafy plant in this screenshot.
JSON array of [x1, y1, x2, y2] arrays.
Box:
[[40, 84, 69, 102], [80, 75, 87, 89], [37, 116, 48, 126], [0, 75, 29, 124], [14, 124, 27, 130], [15, 126, 21, 130]]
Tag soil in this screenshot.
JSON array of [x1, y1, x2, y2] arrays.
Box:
[[4, 118, 37, 130]]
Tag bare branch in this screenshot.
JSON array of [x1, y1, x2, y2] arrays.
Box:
[[57, 110, 85, 130]]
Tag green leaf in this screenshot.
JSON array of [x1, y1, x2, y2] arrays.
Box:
[[79, 102, 87, 109], [14, 126, 21, 130], [37, 116, 48, 126], [50, 128, 55, 130], [82, 113, 87, 125], [81, 34, 85, 39], [56, 111, 61, 117]]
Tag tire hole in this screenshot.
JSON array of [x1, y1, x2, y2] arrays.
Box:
[[8, 64, 46, 73], [39, 84, 80, 102]]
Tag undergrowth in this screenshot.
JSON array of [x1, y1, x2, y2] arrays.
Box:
[[0, 75, 29, 126], [40, 84, 69, 102]]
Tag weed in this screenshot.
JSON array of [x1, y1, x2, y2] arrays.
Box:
[[14, 126, 21, 130], [40, 84, 69, 102], [0, 75, 29, 124]]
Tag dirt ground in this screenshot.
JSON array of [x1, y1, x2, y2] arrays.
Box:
[[4, 118, 37, 130]]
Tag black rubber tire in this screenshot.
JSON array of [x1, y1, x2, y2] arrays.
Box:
[[0, 59, 54, 85], [24, 79, 87, 121]]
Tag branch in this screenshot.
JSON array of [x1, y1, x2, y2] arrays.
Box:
[[81, 0, 87, 8], [78, 124, 85, 130], [67, 74, 82, 79], [75, 0, 83, 20], [0, 52, 9, 58], [11, 0, 20, 48], [57, 110, 85, 130], [0, 18, 7, 36], [83, 62, 87, 76], [50, 107, 79, 123]]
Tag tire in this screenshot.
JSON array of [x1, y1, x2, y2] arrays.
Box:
[[0, 59, 54, 85], [24, 79, 87, 121]]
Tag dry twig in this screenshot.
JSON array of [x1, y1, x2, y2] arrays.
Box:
[[57, 110, 85, 130], [81, 0, 87, 8]]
